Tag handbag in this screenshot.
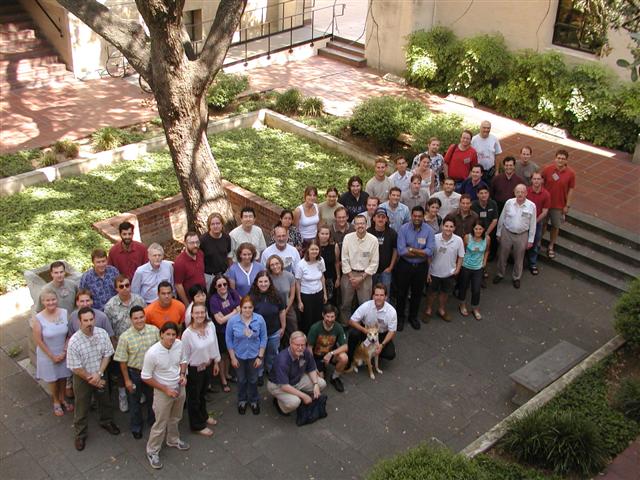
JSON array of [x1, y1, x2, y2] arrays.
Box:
[[295, 394, 328, 426]]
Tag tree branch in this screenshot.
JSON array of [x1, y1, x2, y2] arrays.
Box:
[[196, 0, 247, 86], [56, 0, 151, 76]]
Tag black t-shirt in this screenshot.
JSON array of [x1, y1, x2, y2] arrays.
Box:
[[321, 244, 337, 280], [471, 199, 498, 231], [251, 293, 285, 336], [199, 232, 231, 275], [367, 226, 397, 273], [339, 191, 369, 222]]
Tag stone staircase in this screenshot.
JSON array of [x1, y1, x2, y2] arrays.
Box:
[[318, 36, 366, 67], [0, 1, 73, 91], [540, 210, 640, 294]]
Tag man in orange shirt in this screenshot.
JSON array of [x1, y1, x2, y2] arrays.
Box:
[[541, 150, 576, 259], [144, 281, 185, 331]]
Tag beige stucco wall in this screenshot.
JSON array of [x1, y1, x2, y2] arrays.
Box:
[[365, 0, 634, 81], [19, 0, 72, 69]]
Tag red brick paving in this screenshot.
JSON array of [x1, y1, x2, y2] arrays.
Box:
[[600, 437, 640, 480], [1, 55, 638, 235]]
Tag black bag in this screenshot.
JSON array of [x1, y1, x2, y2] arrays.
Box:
[[295, 394, 328, 426]]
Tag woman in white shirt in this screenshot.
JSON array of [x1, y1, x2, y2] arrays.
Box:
[[294, 186, 320, 246], [295, 240, 327, 335], [182, 304, 220, 437]]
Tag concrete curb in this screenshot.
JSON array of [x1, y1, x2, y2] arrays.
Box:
[[460, 334, 627, 458]]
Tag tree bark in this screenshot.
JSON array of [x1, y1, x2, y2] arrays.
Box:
[[57, 0, 247, 234]]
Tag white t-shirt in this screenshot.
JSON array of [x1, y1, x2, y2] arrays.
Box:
[[389, 170, 411, 194], [471, 134, 502, 171], [350, 300, 397, 333], [431, 191, 461, 218], [261, 243, 301, 274], [141, 339, 186, 387], [228, 225, 267, 261], [294, 259, 326, 294], [429, 233, 465, 278]]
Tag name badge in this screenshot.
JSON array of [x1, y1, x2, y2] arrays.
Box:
[[244, 327, 253, 337], [377, 237, 384, 245], [59, 287, 70, 298], [439, 247, 447, 254], [473, 247, 479, 252], [362, 251, 370, 258], [463, 157, 471, 164], [521, 212, 531, 218], [284, 256, 293, 267], [299, 359, 306, 368], [221, 300, 230, 308], [552, 172, 560, 181], [417, 237, 426, 246], [363, 339, 371, 347], [479, 211, 487, 218]]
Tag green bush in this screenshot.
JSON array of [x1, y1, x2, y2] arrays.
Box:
[[350, 96, 428, 147], [52, 139, 79, 159], [92, 127, 122, 152], [614, 378, 640, 422], [408, 112, 471, 156], [38, 150, 58, 167], [450, 34, 512, 106], [206, 72, 249, 110], [0, 149, 41, 178], [405, 27, 463, 93], [300, 96, 324, 117], [500, 410, 606, 476], [236, 91, 278, 113], [274, 88, 302, 114], [298, 115, 350, 139], [614, 278, 640, 347], [366, 443, 555, 480]]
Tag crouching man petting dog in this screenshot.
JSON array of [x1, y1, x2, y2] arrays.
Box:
[[267, 331, 327, 415], [347, 284, 397, 378]]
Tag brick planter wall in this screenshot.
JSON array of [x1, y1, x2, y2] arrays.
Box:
[[93, 180, 283, 245]]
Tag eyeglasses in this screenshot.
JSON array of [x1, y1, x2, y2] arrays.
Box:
[[216, 282, 228, 288], [117, 283, 130, 289]]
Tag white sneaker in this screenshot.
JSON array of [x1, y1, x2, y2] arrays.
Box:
[[119, 392, 129, 413], [147, 453, 163, 469]]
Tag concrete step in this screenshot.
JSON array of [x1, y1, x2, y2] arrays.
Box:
[[539, 251, 630, 294], [543, 237, 640, 283], [0, 53, 59, 70], [0, 69, 73, 90], [559, 221, 640, 268], [0, 27, 36, 42], [317, 46, 366, 67], [326, 39, 365, 57], [567, 210, 640, 250], [0, 19, 32, 32], [0, 61, 68, 83], [0, 38, 50, 55], [332, 35, 365, 50]]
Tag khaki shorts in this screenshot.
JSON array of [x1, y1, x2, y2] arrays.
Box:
[[548, 208, 564, 228]]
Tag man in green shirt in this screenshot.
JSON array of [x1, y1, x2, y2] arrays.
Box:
[[307, 305, 348, 393]]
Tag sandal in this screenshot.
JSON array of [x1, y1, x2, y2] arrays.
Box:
[[62, 401, 75, 412], [222, 383, 231, 393], [196, 427, 214, 437], [206, 417, 218, 426], [53, 404, 64, 417], [530, 266, 539, 275], [472, 310, 482, 321], [459, 304, 469, 317], [438, 310, 452, 322], [547, 248, 556, 259]]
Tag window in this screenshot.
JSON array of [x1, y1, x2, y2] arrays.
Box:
[[184, 9, 202, 42], [552, 0, 608, 54]]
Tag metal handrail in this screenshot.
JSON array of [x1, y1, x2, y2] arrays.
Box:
[[35, 0, 63, 37]]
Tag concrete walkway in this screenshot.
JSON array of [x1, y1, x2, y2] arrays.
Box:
[[600, 437, 640, 480], [0, 266, 618, 479]]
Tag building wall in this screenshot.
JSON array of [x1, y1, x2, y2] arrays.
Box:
[[19, 0, 72, 69], [365, 0, 634, 81]]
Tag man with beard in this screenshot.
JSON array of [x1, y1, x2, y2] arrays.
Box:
[[174, 231, 206, 305], [108, 221, 148, 282]]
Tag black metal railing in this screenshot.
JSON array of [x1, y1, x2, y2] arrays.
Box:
[[35, 0, 63, 37]]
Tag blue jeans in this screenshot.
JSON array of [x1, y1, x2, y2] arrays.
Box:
[[373, 271, 392, 293], [236, 358, 259, 405], [527, 221, 543, 267], [127, 367, 154, 434], [259, 332, 280, 378]]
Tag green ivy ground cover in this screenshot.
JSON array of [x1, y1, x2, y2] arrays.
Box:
[[0, 127, 372, 293]]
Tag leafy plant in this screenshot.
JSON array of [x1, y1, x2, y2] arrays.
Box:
[[52, 139, 80, 159], [6, 344, 22, 358], [38, 150, 58, 167], [0, 149, 41, 178], [274, 88, 302, 114], [408, 112, 472, 156], [236, 91, 278, 113], [614, 277, 640, 347], [298, 115, 350, 138], [206, 72, 249, 110], [614, 377, 640, 422], [350, 96, 428, 147], [300, 96, 324, 117], [92, 127, 122, 152]]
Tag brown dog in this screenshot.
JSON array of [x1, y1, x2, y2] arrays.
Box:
[[346, 326, 383, 380]]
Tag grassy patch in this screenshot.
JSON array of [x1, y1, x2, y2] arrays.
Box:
[[0, 127, 372, 293], [0, 149, 41, 178]]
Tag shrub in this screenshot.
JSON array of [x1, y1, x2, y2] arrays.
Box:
[[450, 34, 512, 106], [0, 149, 41, 178], [92, 127, 122, 152], [500, 410, 606, 476], [274, 88, 302, 114], [53, 139, 80, 159], [236, 91, 278, 113], [38, 150, 58, 167], [350, 96, 428, 147], [614, 378, 640, 422], [405, 27, 463, 93], [206, 72, 249, 110], [298, 115, 350, 139], [408, 112, 471, 156], [614, 277, 640, 347], [300, 96, 324, 117]]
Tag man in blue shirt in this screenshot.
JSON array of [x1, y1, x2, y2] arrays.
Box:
[[395, 206, 435, 331], [267, 331, 327, 415], [456, 165, 488, 201], [79, 249, 119, 311]]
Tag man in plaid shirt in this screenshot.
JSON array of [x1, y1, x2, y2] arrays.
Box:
[[67, 307, 120, 451]]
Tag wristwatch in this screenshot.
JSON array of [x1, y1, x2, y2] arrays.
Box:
[[257, 355, 264, 360]]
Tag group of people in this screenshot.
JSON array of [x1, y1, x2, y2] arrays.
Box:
[[31, 119, 575, 469]]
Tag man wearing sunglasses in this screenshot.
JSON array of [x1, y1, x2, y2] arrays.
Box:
[[105, 274, 146, 413]]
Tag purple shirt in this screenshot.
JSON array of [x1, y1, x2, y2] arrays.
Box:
[[269, 347, 317, 385], [209, 289, 241, 333], [79, 266, 119, 311]]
